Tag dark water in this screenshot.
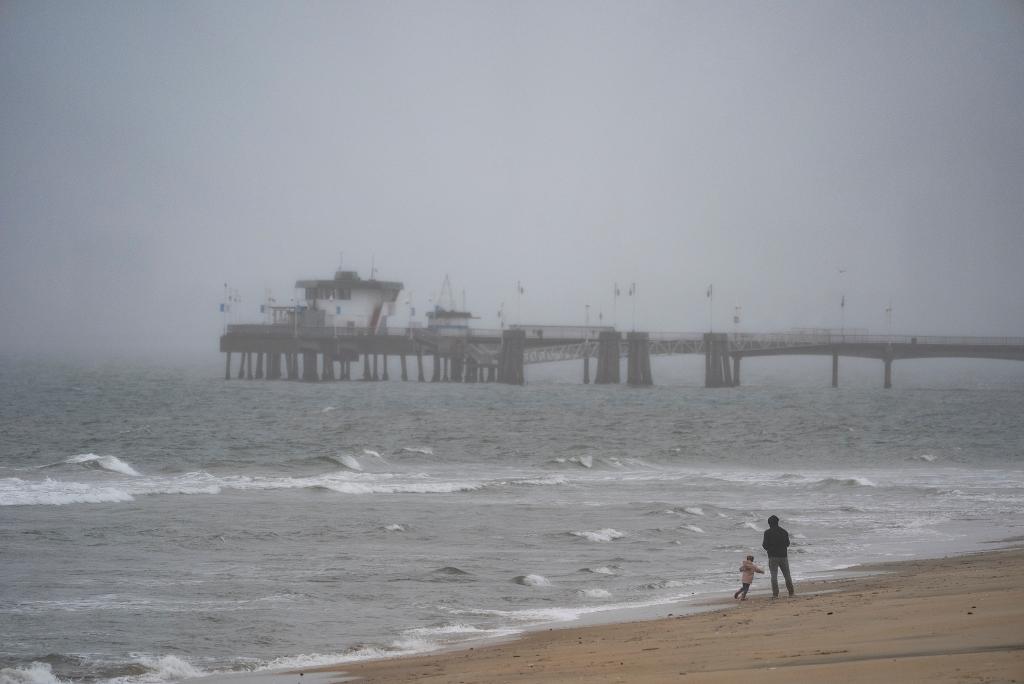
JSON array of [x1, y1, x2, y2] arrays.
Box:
[[1, 356, 1022, 683]]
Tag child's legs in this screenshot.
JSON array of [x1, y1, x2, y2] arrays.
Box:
[[740, 582, 751, 597]]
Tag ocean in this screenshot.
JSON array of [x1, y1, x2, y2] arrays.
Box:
[[1, 355, 1023, 683]]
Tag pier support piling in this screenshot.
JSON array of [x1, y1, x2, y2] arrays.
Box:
[[582, 354, 590, 384], [225, 352, 231, 380], [732, 355, 741, 387], [382, 354, 389, 381], [703, 333, 731, 387], [626, 332, 653, 386], [431, 354, 440, 382], [594, 331, 621, 384], [400, 355, 408, 381], [302, 351, 318, 382], [832, 350, 839, 388], [416, 348, 425, 382], [884, 357, 893, 389], [498, 329, 526, 385], [255, 352, 264, 379], [363, 354, 371, 381]]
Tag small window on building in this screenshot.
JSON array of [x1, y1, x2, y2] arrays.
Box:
[[338, 288, 351, 300]]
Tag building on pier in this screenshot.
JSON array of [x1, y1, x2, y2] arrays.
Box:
[[426, 307, 474, 332], [295, 270, 404, 332]]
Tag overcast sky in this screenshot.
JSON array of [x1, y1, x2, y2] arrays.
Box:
[[2, 1, 1022, 359]]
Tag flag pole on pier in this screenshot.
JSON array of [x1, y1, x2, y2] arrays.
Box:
[[613, 283, 620, 329], [707, 284, 714, 332], [516, 281, 523, 325], [628, 282, 637, 332]]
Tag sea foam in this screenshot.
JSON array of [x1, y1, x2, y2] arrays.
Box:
[[130, 654, 206, 682], [0, 662, 69, 684], [0, 478, 135, 506]]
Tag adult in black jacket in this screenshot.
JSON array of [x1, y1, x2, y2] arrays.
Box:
[[762, 515, 795, 597]]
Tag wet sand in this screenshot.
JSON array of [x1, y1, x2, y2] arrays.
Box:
[[305, 547, 1024, 683]]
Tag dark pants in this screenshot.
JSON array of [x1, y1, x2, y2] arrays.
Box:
[[734, 582, 751, 598], [768, 556, 794, 597]]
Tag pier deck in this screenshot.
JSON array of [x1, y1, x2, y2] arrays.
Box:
[[220, 325, 1024, 388]]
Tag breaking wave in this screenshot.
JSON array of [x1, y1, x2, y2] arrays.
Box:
[[571, 528, 625, 542], [334, 454, 362, 471], [58, 454, 140, 477], [0, 470, 489, 506], [513, 574, 551, 587], [816, 476, 877, 488]]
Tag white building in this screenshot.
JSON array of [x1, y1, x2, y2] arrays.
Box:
[[289, 270, 404, 331]]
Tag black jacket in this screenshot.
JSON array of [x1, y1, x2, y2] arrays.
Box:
[[762, 525, 790, 558]]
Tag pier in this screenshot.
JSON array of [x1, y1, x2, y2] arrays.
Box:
[[220, 268, 1024, 388], [220, 324, 1024, 388]]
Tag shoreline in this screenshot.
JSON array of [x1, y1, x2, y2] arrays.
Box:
[[302, 545, 1024, 683]]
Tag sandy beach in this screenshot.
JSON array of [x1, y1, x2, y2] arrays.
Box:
[[307, 547, 1024, 683]]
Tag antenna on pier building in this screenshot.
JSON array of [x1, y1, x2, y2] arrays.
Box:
[[438, 274, 456, 310]]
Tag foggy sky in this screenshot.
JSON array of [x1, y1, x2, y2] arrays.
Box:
[[2, 1, 1023, 359]]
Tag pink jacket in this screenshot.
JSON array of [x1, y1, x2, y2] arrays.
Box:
[[740, 559, 764, 583]]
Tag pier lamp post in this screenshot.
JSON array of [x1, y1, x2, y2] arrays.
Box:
[[612, 283, 620, 329], [886, 301, 893, 344], [841, 295, 846, 341], [706, 284, 714, 332], [290, 298, 298, 339], [516, 281, 524, 325], [221, 283, 228, 334], [629, 282, 637, 332]]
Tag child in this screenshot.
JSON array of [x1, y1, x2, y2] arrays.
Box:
[[734, 554, 764, 600]]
